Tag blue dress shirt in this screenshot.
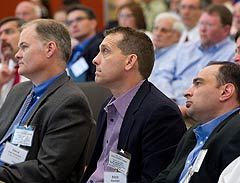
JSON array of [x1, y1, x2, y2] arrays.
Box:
[[178, 107, 240, 182], [149, 44, 179, 99], [67, 36, 94, 83], [156, 37, 235, 105]]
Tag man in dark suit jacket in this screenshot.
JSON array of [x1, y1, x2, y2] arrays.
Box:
[[66, 5, 103, 83], [81, 27, 187, 183], [153, 61, 240, 183], [0, 19, 95, 183]]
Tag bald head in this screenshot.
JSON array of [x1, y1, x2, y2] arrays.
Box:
[[15, 1, 41, 21]]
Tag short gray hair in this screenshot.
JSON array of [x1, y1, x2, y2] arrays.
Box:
[[154, 12, 184, 33]]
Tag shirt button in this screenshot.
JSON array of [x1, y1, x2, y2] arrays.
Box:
[[200, 141, 203, 145], [110, 119, 114, 122]]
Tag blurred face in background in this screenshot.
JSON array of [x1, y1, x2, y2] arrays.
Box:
[[67, 10, 97, 42], [118, 7, 137, 29], [232, 3, 240, 33], [152, 18, 181, 49], [199, 12, 229, 49], [0, 21, 20, 60], [15, 1, 40, 21], [179, 0, 201, 30]]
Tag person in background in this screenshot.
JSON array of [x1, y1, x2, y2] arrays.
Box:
[[66, 5, 103, 83], [178, 0, 205, 45], [0, 17, 28, 108], [140, 0, 168, 31], [117, 2, 153, 39], [149, 12, 184, 91], [230, 2, 240, 39], [81, 26, 186, 183], [153, 61, 240, 183], [53, 8, 67, 25], [0, 19, 95, 183], [15, 1, 42, 21], [156, 4, 235, 107]]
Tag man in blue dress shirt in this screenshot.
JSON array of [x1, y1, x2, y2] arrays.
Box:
[[66, 5, 103, 83], [156, 4, 235, 106], [0, 19, 94, 183], [153, 61, 240, 183]]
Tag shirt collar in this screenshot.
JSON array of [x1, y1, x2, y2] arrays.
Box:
[[198, 37, 231, 52], [194, 107, 240, 141], [74, 36, 95, 52], [105, 80, 144, 118], [154, 44, 177, 60], [32, 72, 64, 98]]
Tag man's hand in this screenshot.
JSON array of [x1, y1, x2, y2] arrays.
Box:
[[0, 58, 15, 88]]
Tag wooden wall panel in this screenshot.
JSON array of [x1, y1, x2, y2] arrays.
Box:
[[0, 0, 104, 30]]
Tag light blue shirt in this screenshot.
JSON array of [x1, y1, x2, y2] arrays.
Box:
[[156, 37, 235, 105], [149, 44, 179, 99], [178, 107, 240, 182]]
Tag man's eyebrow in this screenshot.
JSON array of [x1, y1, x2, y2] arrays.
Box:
[[193, 77, 204, 83]]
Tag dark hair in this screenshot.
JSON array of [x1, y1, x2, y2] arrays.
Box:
[[235, 31, 240, 42], [0, 17, 25, 28], [207, 61, 240, 102], [204, 4, 232, 27], [21, 19, 72, 63], [117, 2, 146, 30], [66, 4, 96, 20], [104, 27, 154, 79]]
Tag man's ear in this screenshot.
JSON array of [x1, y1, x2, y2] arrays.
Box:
[[46, 41, 57, 58], [125, 54, 137, 70], [219, 83, 235, 102]]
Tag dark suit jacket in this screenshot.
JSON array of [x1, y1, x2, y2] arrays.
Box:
[[0, 72, 95, 183], [153, 109, 240, 183], [81, 80, 187, 183], [69, 35, 103, 82]]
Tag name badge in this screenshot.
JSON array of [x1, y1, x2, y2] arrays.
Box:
[[70, 57, 89, 77], [108, 150, 131, 175], [0, 142, 28, 165], [11, 126, 34, 147], [104, 172, 127, 183]]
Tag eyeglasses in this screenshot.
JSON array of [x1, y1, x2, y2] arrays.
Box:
[[66, 16, 89, 26], [152, 27, 173, 34], [179, 5, 200, 11]]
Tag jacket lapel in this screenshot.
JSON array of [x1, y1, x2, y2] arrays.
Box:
[[117, 80, 150, 150], [23, 72, 70, 126]]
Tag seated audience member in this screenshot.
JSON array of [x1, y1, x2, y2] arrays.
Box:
[[177, 0, 205, 45], [156, 4, 235, 106], [140, 0, 168, 31], [149, 12, 184, 96], [15, 1, 42, 21], [66, 5, 103, 83], [217, 31, 240, 183], [153, 61, 240, 183], [0, 19, 94, 183], [117, 2, 153, 39], [0, 17, 28, 108], [53, 8, 67, 25], [81, 27, 186, 183], [230, 2, 240, 39]]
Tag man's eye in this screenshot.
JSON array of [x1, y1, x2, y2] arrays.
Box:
[[102, 48, 108, 54]]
